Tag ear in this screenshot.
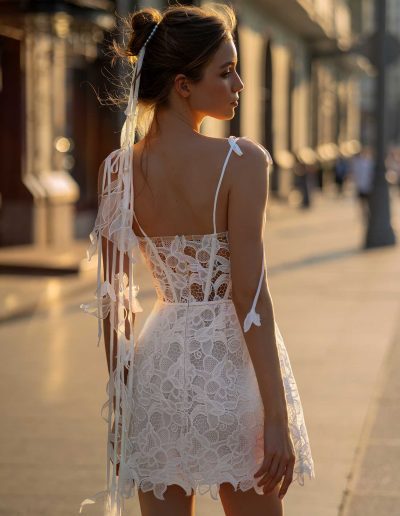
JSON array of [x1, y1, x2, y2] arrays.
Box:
[[174, 73, 191, 98]]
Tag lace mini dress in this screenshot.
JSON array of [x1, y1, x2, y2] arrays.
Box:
[[80, 135, 315, 513]]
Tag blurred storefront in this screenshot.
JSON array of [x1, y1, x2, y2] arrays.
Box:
[[0, 0, 117, 247]]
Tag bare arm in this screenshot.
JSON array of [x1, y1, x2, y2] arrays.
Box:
[[228, 137, 287, 423]]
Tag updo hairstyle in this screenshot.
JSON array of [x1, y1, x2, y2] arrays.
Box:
[[110, 2, 237, 138]]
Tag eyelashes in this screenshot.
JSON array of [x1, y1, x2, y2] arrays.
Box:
[[222, 68, 236, 77]]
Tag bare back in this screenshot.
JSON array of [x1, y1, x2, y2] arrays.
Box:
[[131, 134, 238, 237]]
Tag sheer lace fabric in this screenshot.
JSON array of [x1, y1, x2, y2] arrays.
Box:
[[136, 231, 231, 303], [124, 230, 315, 501]]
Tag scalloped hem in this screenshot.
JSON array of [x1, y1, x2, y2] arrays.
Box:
[[130, 465, 316, 502], [78, 466, 315, 514]]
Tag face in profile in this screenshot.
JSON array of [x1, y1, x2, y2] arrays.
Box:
[[186, 37, 244, 121]]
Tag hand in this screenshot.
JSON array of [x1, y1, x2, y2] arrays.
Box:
[[253, 417, 295, 500]]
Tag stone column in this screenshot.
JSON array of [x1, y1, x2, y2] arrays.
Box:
[[24, 13, 79, 247]]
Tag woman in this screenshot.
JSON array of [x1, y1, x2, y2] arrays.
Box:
[[80, 3, 315, 515]]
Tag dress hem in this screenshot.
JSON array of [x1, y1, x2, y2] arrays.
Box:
[[79, 464, 315, 513], [132, 467, 316, 501]]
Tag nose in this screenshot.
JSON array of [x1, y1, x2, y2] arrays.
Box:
[[235, 72, 244, 92], [235, 79, 244, 93]]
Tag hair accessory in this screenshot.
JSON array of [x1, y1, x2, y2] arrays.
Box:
[[121, 22, 160, 147], [79, 19, 161, 516]]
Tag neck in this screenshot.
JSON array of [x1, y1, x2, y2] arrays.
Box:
[[145, 103, 204, 143]]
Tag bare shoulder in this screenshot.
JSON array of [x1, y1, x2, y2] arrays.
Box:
[[227, 136, 271, 195], [235, 136, 273, 165], [202, 134, 270, 160], [200, 134, 271, 173], [227, 136, 270, 254]]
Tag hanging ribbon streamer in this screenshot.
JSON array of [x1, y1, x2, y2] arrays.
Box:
[[79, 22, 160, 516]]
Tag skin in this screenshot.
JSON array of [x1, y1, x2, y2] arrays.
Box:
[[103, 35, 295, 516]]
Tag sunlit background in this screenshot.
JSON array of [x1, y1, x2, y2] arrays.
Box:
[[0, 1, 399, 515]]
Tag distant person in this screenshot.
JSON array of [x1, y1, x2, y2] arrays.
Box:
[[315, 161, 323, 190], [294, 156, 313, 208], [349, 147, 375, 226], [334, 156, 349, 195]]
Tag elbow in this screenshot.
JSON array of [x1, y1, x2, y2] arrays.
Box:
[[231, 286, 259, 314], [231, 287, 273, 316]]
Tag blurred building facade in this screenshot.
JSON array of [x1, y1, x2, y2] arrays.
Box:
[[0, 0, 118, 247], [347, 0, 376, 147], [0, 0, 370, 247], [349, 0, 400, 148], [203, 0, 366, 199], [386, 0, 400, 145]]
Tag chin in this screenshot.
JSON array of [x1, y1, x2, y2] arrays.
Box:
[[212, 111, 237, 121]]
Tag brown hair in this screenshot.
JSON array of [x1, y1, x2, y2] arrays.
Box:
[[104, 2, 237, 196], [110, 2, 237, 134]]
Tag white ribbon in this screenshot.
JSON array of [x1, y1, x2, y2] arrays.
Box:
[[79, 38, 149, 516]]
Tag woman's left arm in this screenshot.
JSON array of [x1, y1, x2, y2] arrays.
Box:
[[101, 235, 136, 377], [97, 160, 136, 378]]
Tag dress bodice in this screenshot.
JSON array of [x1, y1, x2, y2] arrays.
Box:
[[132, 135, 270, 332], [137, 230, 232, 304]]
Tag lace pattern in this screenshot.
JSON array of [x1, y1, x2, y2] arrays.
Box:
[[137, 231, 232, 303], [113, 233, 315, 502]]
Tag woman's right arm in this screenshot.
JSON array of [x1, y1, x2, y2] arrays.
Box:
[[228, 137, 295, 498], [228, 137, 287, 421]]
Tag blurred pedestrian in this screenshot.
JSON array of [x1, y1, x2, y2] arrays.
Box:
[[349, 147, 375, 226], [315, 161, 324, 190], [294, 156, 312, 208], [334, 156, 349, 195]]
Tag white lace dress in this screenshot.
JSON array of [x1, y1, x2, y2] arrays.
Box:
[[80, 135, 315, 513]]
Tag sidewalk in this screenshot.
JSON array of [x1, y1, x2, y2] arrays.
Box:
[[339, 302, 400, 516], [0, 238, 95, 322], [0, 184, 399, 516], [262, 185, 400, 516]]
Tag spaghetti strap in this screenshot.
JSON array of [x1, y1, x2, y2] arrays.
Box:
[[212, 136, 243, 233], [243, 252, 265, 333], [241, 143, 273, 334], [211, 135, 268, 333]]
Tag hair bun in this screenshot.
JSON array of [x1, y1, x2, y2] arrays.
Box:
[[128, 7, 162, 57]]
